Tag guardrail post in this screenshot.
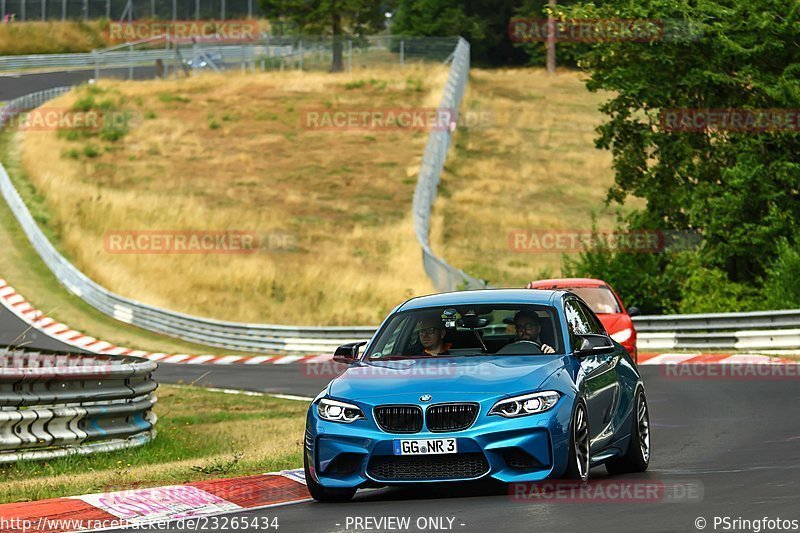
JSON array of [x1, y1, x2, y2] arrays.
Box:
[[1, 0, 6, 20], [61, 0, 65, 20], [39, 0, 43, 21], [298, 39, 303, 70], [20, 0, 25, 21], [347, 39, 353, 72], [92, 49, 99, 81], [400, 39, 404, 68]]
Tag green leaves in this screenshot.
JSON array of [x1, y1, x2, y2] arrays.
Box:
[[563, 0, 800, 311]]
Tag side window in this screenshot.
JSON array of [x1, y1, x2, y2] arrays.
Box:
[[565, 300, 591, 336], [372, 315, 411, 357], [577, 301, 606, 335]]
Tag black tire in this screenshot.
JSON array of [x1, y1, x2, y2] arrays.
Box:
[[304, 451, 357, 503], [606, 388, 650, 475], [564, 401, 590, 482]]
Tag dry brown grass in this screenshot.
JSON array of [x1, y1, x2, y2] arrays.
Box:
[[0, 20, 274, 56], [21, 67, 443, 325], [0, 21, 108, 56], [430, 68, 643, 286]]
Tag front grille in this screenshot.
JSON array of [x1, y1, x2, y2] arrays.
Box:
[[426, 403, 479, 432], [367, 453, 489, 481], [374, 405, 423, 433]]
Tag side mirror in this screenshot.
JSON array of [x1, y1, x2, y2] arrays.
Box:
[[333, 341, 367, 364], [574, 334, 616, 357], [627, 306, 641, 317]]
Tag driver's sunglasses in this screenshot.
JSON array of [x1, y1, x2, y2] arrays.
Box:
[[515, 323, 539, 332], [418, 327, 441, 335]]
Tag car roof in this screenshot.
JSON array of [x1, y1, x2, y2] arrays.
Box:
[[527, 277, 609, 288], [396, 289, 564, 311]]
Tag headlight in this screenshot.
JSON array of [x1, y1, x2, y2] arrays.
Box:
[[489, 391, 561, 418], [317, 398, 365, 423], [610, 328, 632, 343]]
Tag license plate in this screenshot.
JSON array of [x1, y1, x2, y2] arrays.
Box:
[[393, 438, 457, 455]]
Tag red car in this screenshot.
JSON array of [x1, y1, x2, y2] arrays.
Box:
[[525, 278, 640, 362]]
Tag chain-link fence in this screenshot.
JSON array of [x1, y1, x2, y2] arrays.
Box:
[[413, 37, 487, 292], [1, 0, 259, 21], [89, 35, 460, 80]]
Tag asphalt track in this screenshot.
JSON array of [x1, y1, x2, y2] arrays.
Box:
[[0, 67, 157, 100], [124, 364, 800, 533], [3, 304, 800, 533], [2, 68, 798, 531]]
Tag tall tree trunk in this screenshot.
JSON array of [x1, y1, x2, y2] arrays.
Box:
[[331, 11, 344, 72], [546, 0, 557, 73]]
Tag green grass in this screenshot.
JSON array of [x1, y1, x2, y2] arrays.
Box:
[[0, 385, 307, 503]]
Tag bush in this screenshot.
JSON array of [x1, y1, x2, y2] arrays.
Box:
[[763, 239, 800, 309], [82, 144, 100, 158], [678, 267, 765, 314]]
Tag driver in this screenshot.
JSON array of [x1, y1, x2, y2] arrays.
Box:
[[514, 309, 556, 354], [416, 315, 452, 356]]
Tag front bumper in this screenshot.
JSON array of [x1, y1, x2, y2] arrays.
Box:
[[305, 396, 574, 489]]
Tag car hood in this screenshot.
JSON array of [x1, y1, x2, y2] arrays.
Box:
[[328, 355, 570, 399], [597, 313, 632, 335]]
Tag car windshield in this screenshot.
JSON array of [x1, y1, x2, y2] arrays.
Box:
[[568, 287, 621, 314], [365, 304, 564, 359]]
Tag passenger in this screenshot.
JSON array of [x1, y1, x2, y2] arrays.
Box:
[[513, 310, 556, 354], [416, 315, 452, 356]]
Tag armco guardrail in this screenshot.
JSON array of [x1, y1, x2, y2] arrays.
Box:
[[634, 310, 800, 351], [0, 41, 474, 353], [0, 349, 157, 463], [0, 45, 279, 73], [3, 54, 797, 354], [413, 37, 486, 292]]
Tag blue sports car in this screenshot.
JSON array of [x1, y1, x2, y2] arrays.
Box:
[[304, 289, 650, 502]]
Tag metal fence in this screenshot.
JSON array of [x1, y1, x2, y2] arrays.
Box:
[[413, 37, 487, 292], [0, 348, 157, 463], [5, 42, 796, 354], [0, 38, 470, 353], [1, 0, 260, 21], [0, 35, 460, 76], [634, 310, 800, 351]]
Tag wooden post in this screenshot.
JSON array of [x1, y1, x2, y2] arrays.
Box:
[[546, 0, 557, 73]]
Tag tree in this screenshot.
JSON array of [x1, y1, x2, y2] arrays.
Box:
[[260, 0, 391, 71], [391, 0, 529, 66], [560, 0, 800, 310]]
